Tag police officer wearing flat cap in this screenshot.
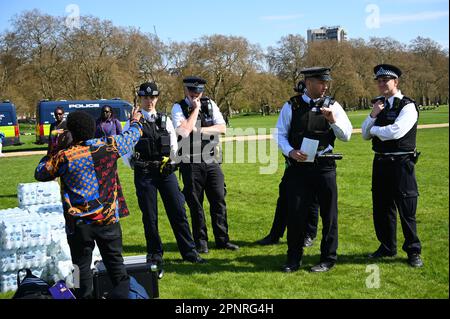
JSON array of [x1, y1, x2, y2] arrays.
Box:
[[362, 64, 423, 267], [275, 67, 352, 273], [172, 76, 239, 253], [256, 80, 320, 248], [123, 82, 205, 273]]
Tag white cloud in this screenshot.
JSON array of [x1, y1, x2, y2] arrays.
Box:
[[260, 14, 303, 21], [381, 10, 449, 24]]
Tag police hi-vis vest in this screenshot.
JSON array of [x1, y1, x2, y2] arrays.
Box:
[[372, 96, 418, 153], [178, 98, 220, 160], [133, 113, 171, 162], [287, 95, 336, 152]]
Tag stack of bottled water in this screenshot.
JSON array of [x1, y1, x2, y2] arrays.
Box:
[[0, 207, 50, 293], [17, 182, 61, 208], [0, 181, 102, 293]]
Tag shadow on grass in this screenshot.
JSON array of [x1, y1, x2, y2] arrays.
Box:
[[3, 146, 47, 153], [0, 194, 17, 199], [124, 240, 410, 276], [123, 242, 190, 255], [123, 244, 147, 255]]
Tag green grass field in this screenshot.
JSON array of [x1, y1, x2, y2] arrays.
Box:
[[226, 105, 449, 134], [0, 126, 448, 299]]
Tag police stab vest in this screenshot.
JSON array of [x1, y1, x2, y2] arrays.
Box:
[[178, 98, 220, 159], [133, 113, 171, 162], [287, 95, 336, 152], [372, 96, 418, 153]]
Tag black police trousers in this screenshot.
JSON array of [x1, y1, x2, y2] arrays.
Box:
[[180, 162, 230, 248], [372, 155, 421, 255], [285, 163, 338, 264], [67, 221, 129, 299], [134, 168, 198, 262], [267, 169, 319, 241]]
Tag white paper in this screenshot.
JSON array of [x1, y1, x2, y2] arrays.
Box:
[[300, 138, 319, 162]]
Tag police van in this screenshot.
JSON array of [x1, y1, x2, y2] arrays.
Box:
[[35, 99, 133, 144], [0, 100, 21, 146]]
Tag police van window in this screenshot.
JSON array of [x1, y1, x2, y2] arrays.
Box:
[[81, 108, 101, 120], [82, 107, 121, 120], [0, 112, 13, 125], [123, 108, 130, 120], [111, 107, 120, 119]]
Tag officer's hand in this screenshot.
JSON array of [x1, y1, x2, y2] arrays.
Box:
[[370, 100, 384, 118], [289, 150, 308, 162], [320, 107, 336, 124], [188, 95, 201, 109]]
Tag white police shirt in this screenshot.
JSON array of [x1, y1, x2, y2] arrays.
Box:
[[361, 90, 418, 142], [274, 94, 353, 157], [171, 98, 225, 134], [122, 109, 178, 167]]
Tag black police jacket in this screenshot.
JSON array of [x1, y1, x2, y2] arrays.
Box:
[[287, 95, 336, 152], [133, 113, 171, 162], [177, 98, 220, 159], [372, 96, 418, 153]]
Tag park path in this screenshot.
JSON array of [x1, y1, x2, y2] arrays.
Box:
[[2, 123, 448, 158], [221, 123, 449, 142]]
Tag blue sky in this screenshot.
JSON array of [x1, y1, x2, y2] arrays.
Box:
[[0, 0, 448, 49]]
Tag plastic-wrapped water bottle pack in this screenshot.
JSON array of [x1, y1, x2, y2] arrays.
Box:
[[0, 181, 102, 293], [17, 181, 61, 208]]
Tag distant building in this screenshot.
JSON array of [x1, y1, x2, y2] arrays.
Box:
[[307, 26, 347, 43]]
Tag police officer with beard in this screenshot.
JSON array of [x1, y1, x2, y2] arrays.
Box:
[[362, 64, 423, 268], [123, 82, 206, 275], [275, 67, 352, 273], [172, 76, 239, 254]]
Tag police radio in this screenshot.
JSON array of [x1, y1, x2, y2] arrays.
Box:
[[313, 96, 335, 113], [200, 97, 213, 117], [371, 96, 385, 104]]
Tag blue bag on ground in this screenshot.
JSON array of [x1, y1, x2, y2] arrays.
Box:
[[128, 276, 149, 299], [12, 268, 53, 299]]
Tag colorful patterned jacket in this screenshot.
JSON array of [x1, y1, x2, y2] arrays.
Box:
[[35, 122, 142, 230]]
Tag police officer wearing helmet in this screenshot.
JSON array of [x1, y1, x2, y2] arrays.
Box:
[[256, 80, 320, 248], [172, 76, 239, 253], [123, 82, 206, 273], [362, 64, 423, 268], [275, 67, 352, 273]]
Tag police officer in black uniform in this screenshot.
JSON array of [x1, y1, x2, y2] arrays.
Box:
[[362, 64, 423, 267], [172, 76, 239, 253], [275, 67, 353, 273], [256, 80, 320, 248], [123, 82, 205, 273]]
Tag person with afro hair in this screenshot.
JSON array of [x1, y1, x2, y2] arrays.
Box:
[[35, 109, 143, 298]]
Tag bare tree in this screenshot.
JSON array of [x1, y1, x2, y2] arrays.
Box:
[[266, 34, 308, 88]]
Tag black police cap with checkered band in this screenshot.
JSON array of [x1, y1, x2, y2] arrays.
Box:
[[374, 64, 402, 79], [183, 76, 207, 93], [138, 82, 159, 97]]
